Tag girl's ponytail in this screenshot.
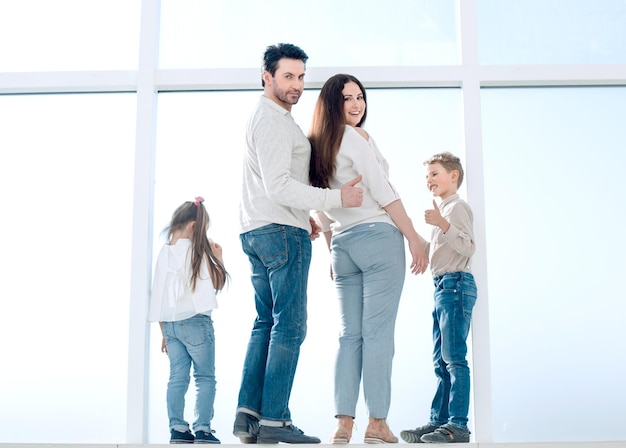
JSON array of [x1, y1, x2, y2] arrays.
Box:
[[189, 197, 228, 292]]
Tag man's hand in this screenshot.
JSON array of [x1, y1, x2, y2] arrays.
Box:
[[309, 216, 321, 240], [341, 175, 364, 207]]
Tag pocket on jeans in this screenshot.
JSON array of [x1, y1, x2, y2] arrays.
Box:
[[462, 289, 477, 316], [439, 275, 461, 291], [181, 321, 207, 347], [249, 225, 288, 269]]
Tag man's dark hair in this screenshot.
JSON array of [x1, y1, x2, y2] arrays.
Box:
[[261, 43, 308, 87]]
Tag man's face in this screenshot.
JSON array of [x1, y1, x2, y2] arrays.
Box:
[[263, 58, 305, 111]]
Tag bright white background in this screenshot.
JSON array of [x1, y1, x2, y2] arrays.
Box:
[[0, 0, 625, 444]]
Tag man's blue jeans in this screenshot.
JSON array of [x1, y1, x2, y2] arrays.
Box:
[[237, 224, 311, 425], [162, 314, 216, 433], [429, 271, 477, 429]]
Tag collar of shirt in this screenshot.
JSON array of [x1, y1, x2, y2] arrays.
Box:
[[440, 193, 460, 210], [260, 94, 291, 116]]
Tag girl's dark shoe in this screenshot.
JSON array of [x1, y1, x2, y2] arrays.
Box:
[[170, 429, 195, 444], [195, 430, 220, 444]]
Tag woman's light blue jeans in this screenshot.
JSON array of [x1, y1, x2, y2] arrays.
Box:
[[237, 224, 311, 424], [162, 314, 216, 433], [429, 271, 477, 429], [331, 222, 405, 418]]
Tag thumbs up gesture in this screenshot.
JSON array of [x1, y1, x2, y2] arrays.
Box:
[[425, 200, 445, 228], [340, 175, 364, 207]]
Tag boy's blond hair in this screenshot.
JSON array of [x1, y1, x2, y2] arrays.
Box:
[[424, 152, 465, 188]]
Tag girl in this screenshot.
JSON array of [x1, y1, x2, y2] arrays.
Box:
[[148, 197, 228, 444], [308, 74, 428, 444]]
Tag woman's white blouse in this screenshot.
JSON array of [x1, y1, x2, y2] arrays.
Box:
[[315, 125, 401, 234]]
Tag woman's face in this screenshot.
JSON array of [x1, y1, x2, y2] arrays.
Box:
[[342, 81, 366, 127]]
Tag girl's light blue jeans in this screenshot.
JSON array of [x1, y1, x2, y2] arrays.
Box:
[[429, 271, 477, 429], [162, 314, 216, 433], [331, 222, 406, 418]]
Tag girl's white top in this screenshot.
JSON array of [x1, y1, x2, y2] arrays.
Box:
[[148, 238, 218, 322]]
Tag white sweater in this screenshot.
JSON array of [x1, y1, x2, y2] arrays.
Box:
[[315, 126, 400, 234], [239, 95, 343, 234]]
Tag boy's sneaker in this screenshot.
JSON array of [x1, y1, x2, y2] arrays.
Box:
[[195, 430, 220, 444], [170, 429, 195, 444], [257, 424, 321, 444], [400, 423, 440, 443], [233, 412, 260, 444], [420, 423, 470, 443]]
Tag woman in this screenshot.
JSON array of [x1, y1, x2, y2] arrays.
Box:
[[308, 74, 428, 444]]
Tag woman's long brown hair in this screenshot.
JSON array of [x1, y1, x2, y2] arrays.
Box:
[[308, 74, 367, 188]]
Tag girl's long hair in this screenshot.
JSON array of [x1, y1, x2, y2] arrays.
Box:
[[308, 74, 367, 188], [166, 200, 229, 292]]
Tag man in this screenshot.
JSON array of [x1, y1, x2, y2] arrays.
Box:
[[234, 43, 363, 444]]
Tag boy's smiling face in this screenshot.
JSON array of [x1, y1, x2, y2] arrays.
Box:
[[426, 162, 458, 200]]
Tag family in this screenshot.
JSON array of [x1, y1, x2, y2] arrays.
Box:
[[148, 43, 477, 445]]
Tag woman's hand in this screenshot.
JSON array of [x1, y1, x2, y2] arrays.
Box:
[[408, 238, 428, 275]]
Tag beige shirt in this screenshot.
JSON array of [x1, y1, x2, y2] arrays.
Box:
[[239, 95, 342, 234], [428, 194, 475, 277]]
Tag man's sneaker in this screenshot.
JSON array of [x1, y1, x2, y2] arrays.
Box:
[[233, 412, 260, 444], [170, 429, 195, 444], [420, 423, 470, 443], [195, 430, 220, 444], [257, 424, 321, 444], [400, 423, 440, 443]]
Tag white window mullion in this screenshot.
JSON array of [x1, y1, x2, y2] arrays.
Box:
[[458, 0, 494, 443], [127, 0, 161, 443]]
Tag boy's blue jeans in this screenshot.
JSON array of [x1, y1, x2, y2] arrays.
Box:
[[237, 224, 311, 424], [429, 271, 477, 429], [163, 314, 216, 433]]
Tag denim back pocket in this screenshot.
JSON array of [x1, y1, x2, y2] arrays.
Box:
[[248, 225, 289, 269], [181, 320, 208, 347]]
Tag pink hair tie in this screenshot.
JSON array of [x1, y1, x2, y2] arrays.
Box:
[[194, 196, 204, 206]]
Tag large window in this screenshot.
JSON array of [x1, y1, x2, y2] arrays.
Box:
[[1, 0, 625, 445], [0, 93, 135, 443], [478, 0, 626, 64], [159, 0, 458, 69], [481, 86, 626, 442], [0, 0, 141, 72]]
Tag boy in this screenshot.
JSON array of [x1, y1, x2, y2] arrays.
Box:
[[401, 152, 477, 444]]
